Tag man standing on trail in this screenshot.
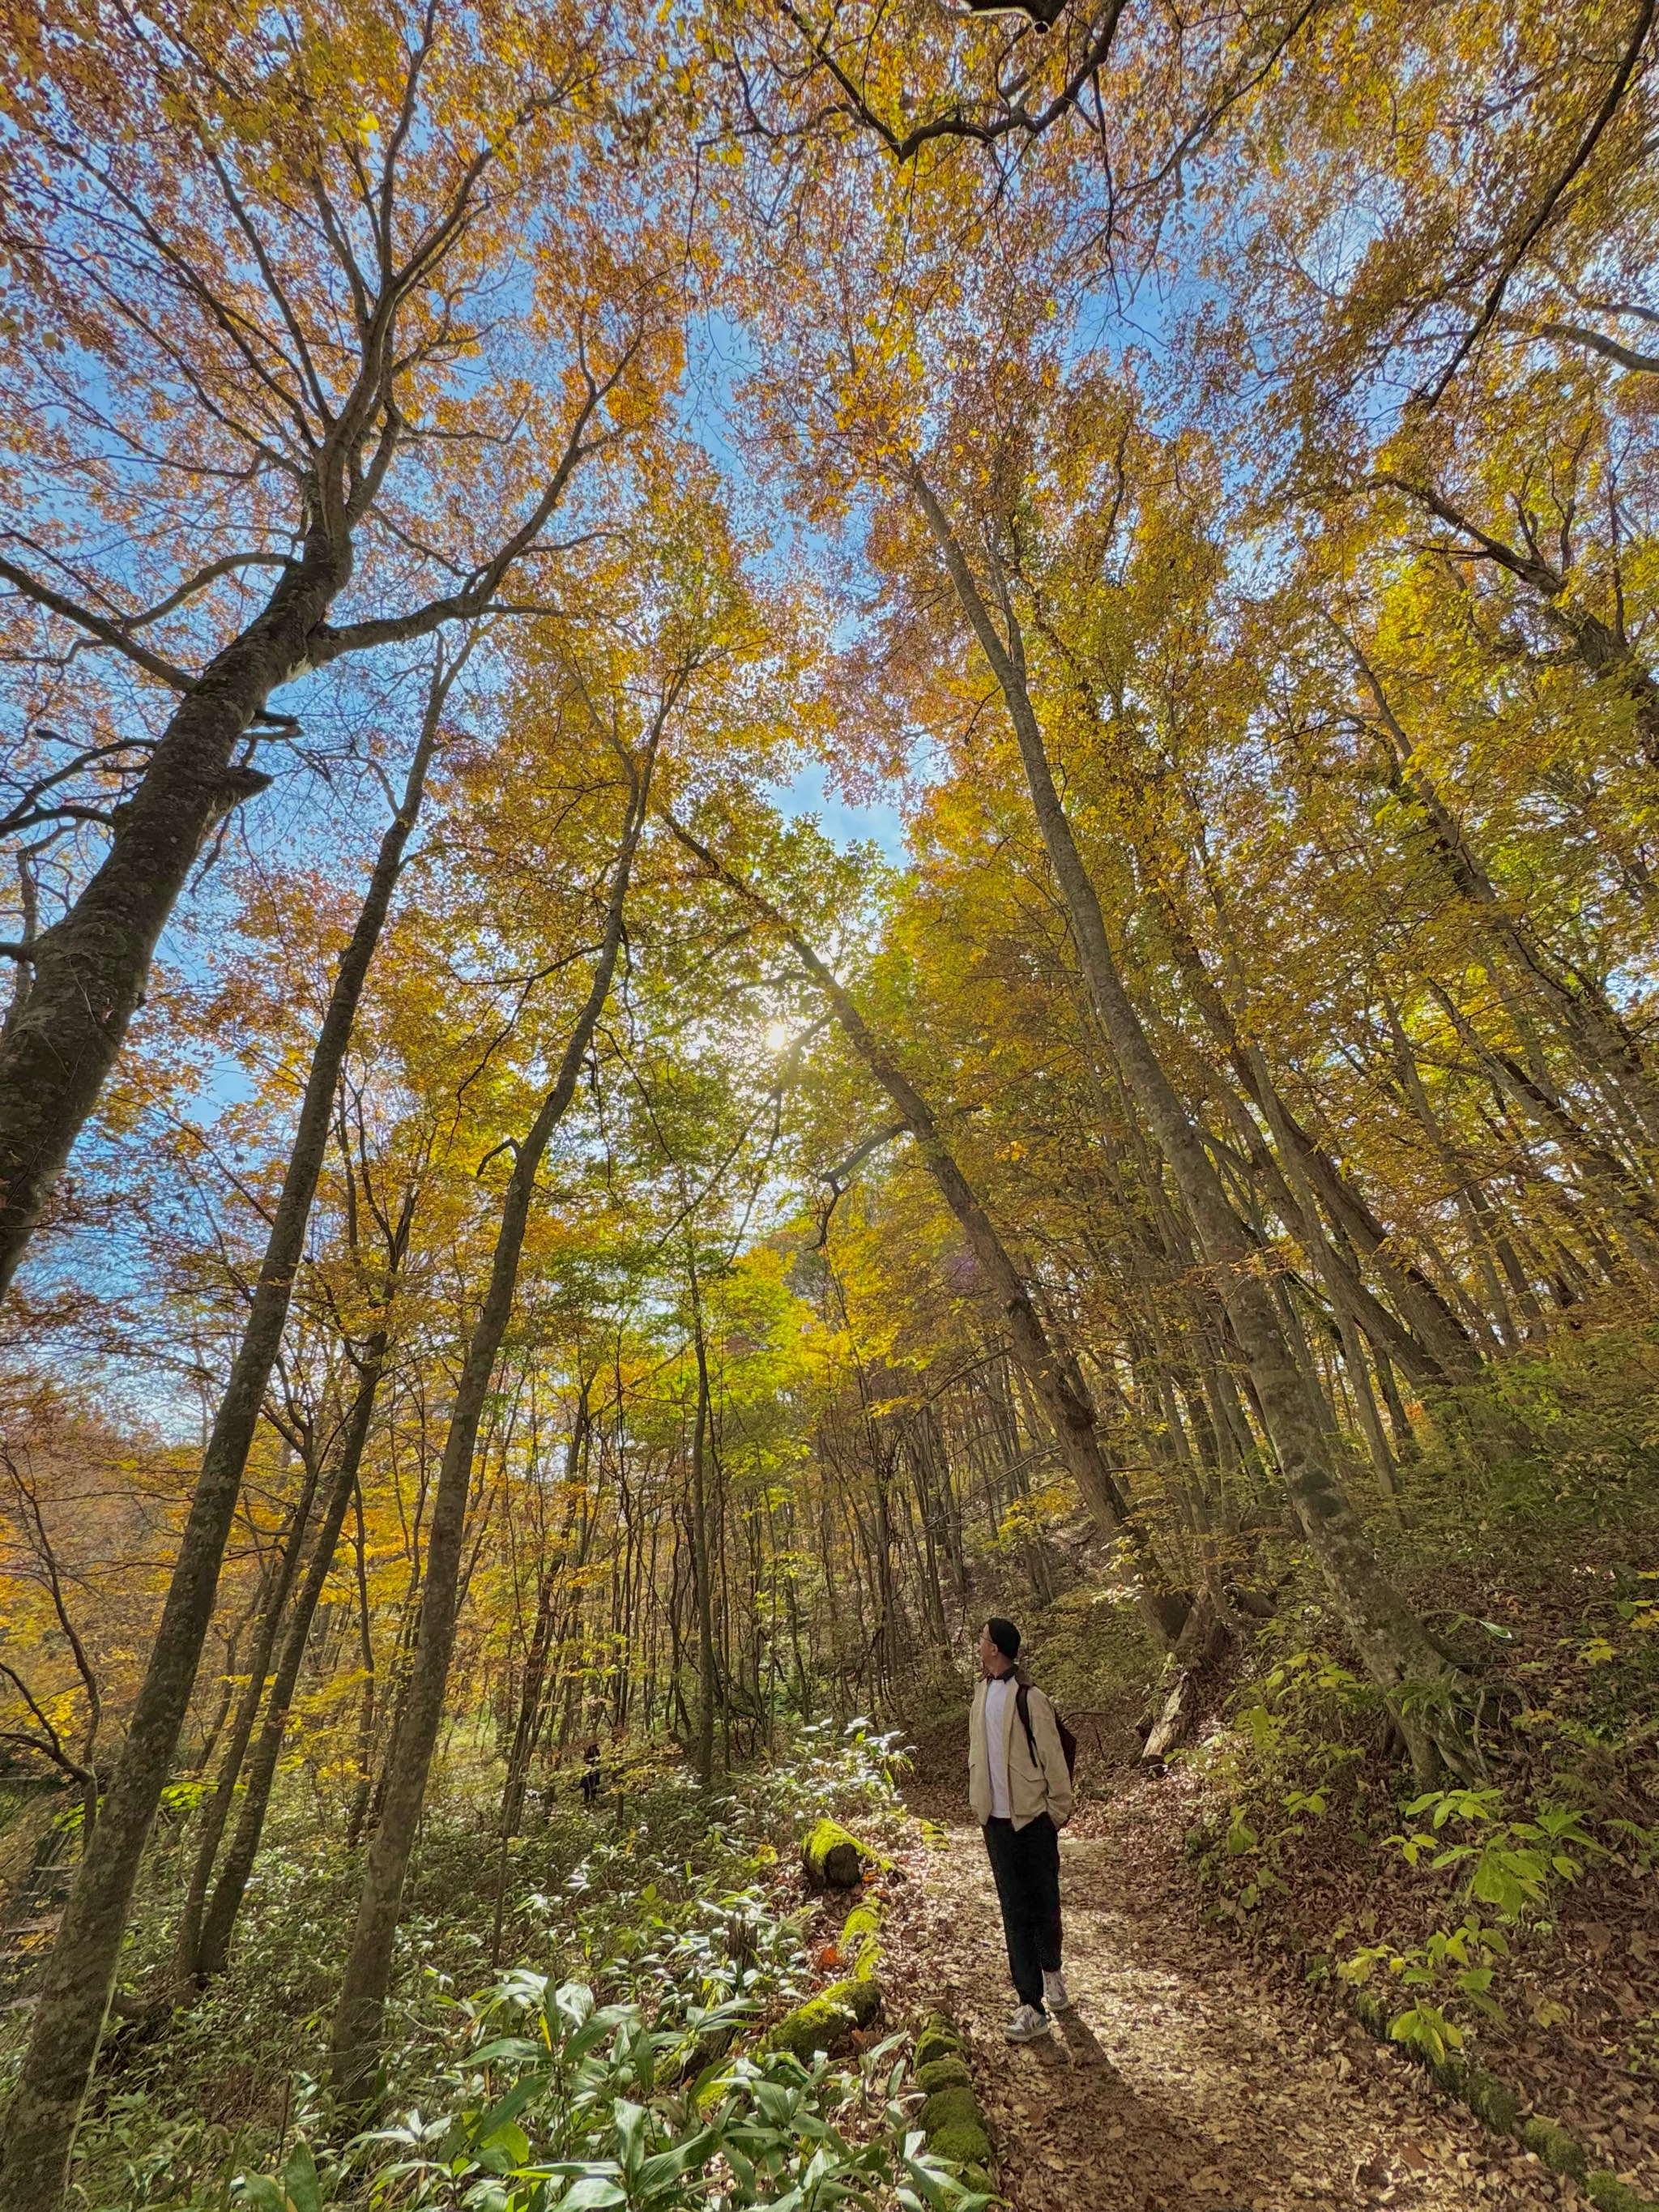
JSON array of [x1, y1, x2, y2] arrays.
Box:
[[968, 1616, 1073, 2042]]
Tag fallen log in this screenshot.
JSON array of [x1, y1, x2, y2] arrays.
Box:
[[800, 1816, 868, 1888], [761, 1973, 881, 2062]]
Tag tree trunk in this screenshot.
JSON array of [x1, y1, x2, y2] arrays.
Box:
[[327, 758, 651, 2107], [499, 1391, 590, 1839], [1152, 882, 1477, 1383], [0, 658, 451, 2212], [0, 552, 357, 1295], [685, 1265, 719, 1787], [344, 1475, 379, 1850], [1362, 657, 1659, 1154], [175, 1454, 322, 1982]]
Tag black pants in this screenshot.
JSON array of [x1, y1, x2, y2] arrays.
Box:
[[983, 1814, 1062, 2008]]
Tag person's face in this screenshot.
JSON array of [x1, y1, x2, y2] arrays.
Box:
[[979, 1625, 1006, 1675]]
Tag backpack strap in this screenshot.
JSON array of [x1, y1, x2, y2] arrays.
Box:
[[1014, 1680, 1039, 1765]]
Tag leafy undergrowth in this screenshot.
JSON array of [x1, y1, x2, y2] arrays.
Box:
[[1170, 1523, 1659, 2197], [34, 1725, 983, 2211]]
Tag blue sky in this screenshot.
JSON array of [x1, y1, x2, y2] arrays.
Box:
[[679, 309, 910, 863]]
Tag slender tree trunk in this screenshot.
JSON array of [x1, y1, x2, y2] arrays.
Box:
[[1151, 876, 1478, 1382], [197, 1306, 403, 1979], [0, 657, 454, 2212], [909, 468, 1473, 1780], [685, 1266, 719, 1787], [1431, 984, 1659, 1275], [1358, 643, 1659, 1153], [499, 1392, 590, 1838], [328, 757, 652, 2106], [345, 1476, 379, 1850], [176, 1454, 322, 1981]]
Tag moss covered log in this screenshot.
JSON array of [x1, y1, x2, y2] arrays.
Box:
[[800, 1817, 868, 1889], [1328, 1969, 1658, 2208], [919, 2084, 992, 2169], [761, 1974, 881, 2062], [839, 1900, 881, 1978], [909, 2011, 995, 2192]]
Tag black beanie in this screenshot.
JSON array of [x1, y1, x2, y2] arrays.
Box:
[[986, 1616, 1021, 1661]]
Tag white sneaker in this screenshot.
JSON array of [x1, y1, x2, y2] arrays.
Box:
[[1042, 1970, 1073, 2014], [1004, 2002, 1051, 2042]]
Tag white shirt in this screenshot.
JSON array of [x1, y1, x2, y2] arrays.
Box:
[[984, 1672, 1016, 1819]]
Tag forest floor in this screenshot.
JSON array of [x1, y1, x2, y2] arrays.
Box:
[[877, 1782, 1618, 2212]]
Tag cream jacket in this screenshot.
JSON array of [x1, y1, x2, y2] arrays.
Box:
[[968, 1670, 1073, 1830]]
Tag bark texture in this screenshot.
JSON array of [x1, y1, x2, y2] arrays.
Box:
[[197, 1317, 399, 1980], [175, 1459, 321, 1983], [0, 354, 606, 1298]]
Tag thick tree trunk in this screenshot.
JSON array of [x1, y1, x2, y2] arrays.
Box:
[[328, 766, 650, 2107], [0, 665, 445, 2212], [0, 556, 352, 1295], [910, 469, 1473, 1781], [0, 352, 605, 1302]]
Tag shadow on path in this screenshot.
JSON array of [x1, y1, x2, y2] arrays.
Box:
[[897, 1822, 1555, 2212]]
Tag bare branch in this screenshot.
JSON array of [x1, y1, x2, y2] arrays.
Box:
[[0, 554, 193, 690]]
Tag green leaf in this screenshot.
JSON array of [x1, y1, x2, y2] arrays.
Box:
[[236, 2141, 322, 2212], [475, 2075, 545, 2141], [553, 2182, 625, 2211], [552, 1983, 595, 2033], [480, 2120, 531, 2167], [235, 2184, 291, 2212], [633, 2129, 717, 2192], [472, 2036, 547, 2066]]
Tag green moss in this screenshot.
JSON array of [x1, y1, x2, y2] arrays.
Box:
[[761, 1975, 881, 2061], [1522, 2117, 1588, 2181], [919, 2084, 981, 2133], [840, 1900, 881, 1979], [914, 2013, 964, 2072], [915, 2056, 972, 2095], [801, 1817, 868, 1889], [921, 2086, 992, 2170], [1587, 2171, 1659, 2212], [931, 2120, 994, 2169], [1461, 2069, 1520, 2136]]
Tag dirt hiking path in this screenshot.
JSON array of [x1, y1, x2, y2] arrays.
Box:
[[885, 1822, 1576, 2212]]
